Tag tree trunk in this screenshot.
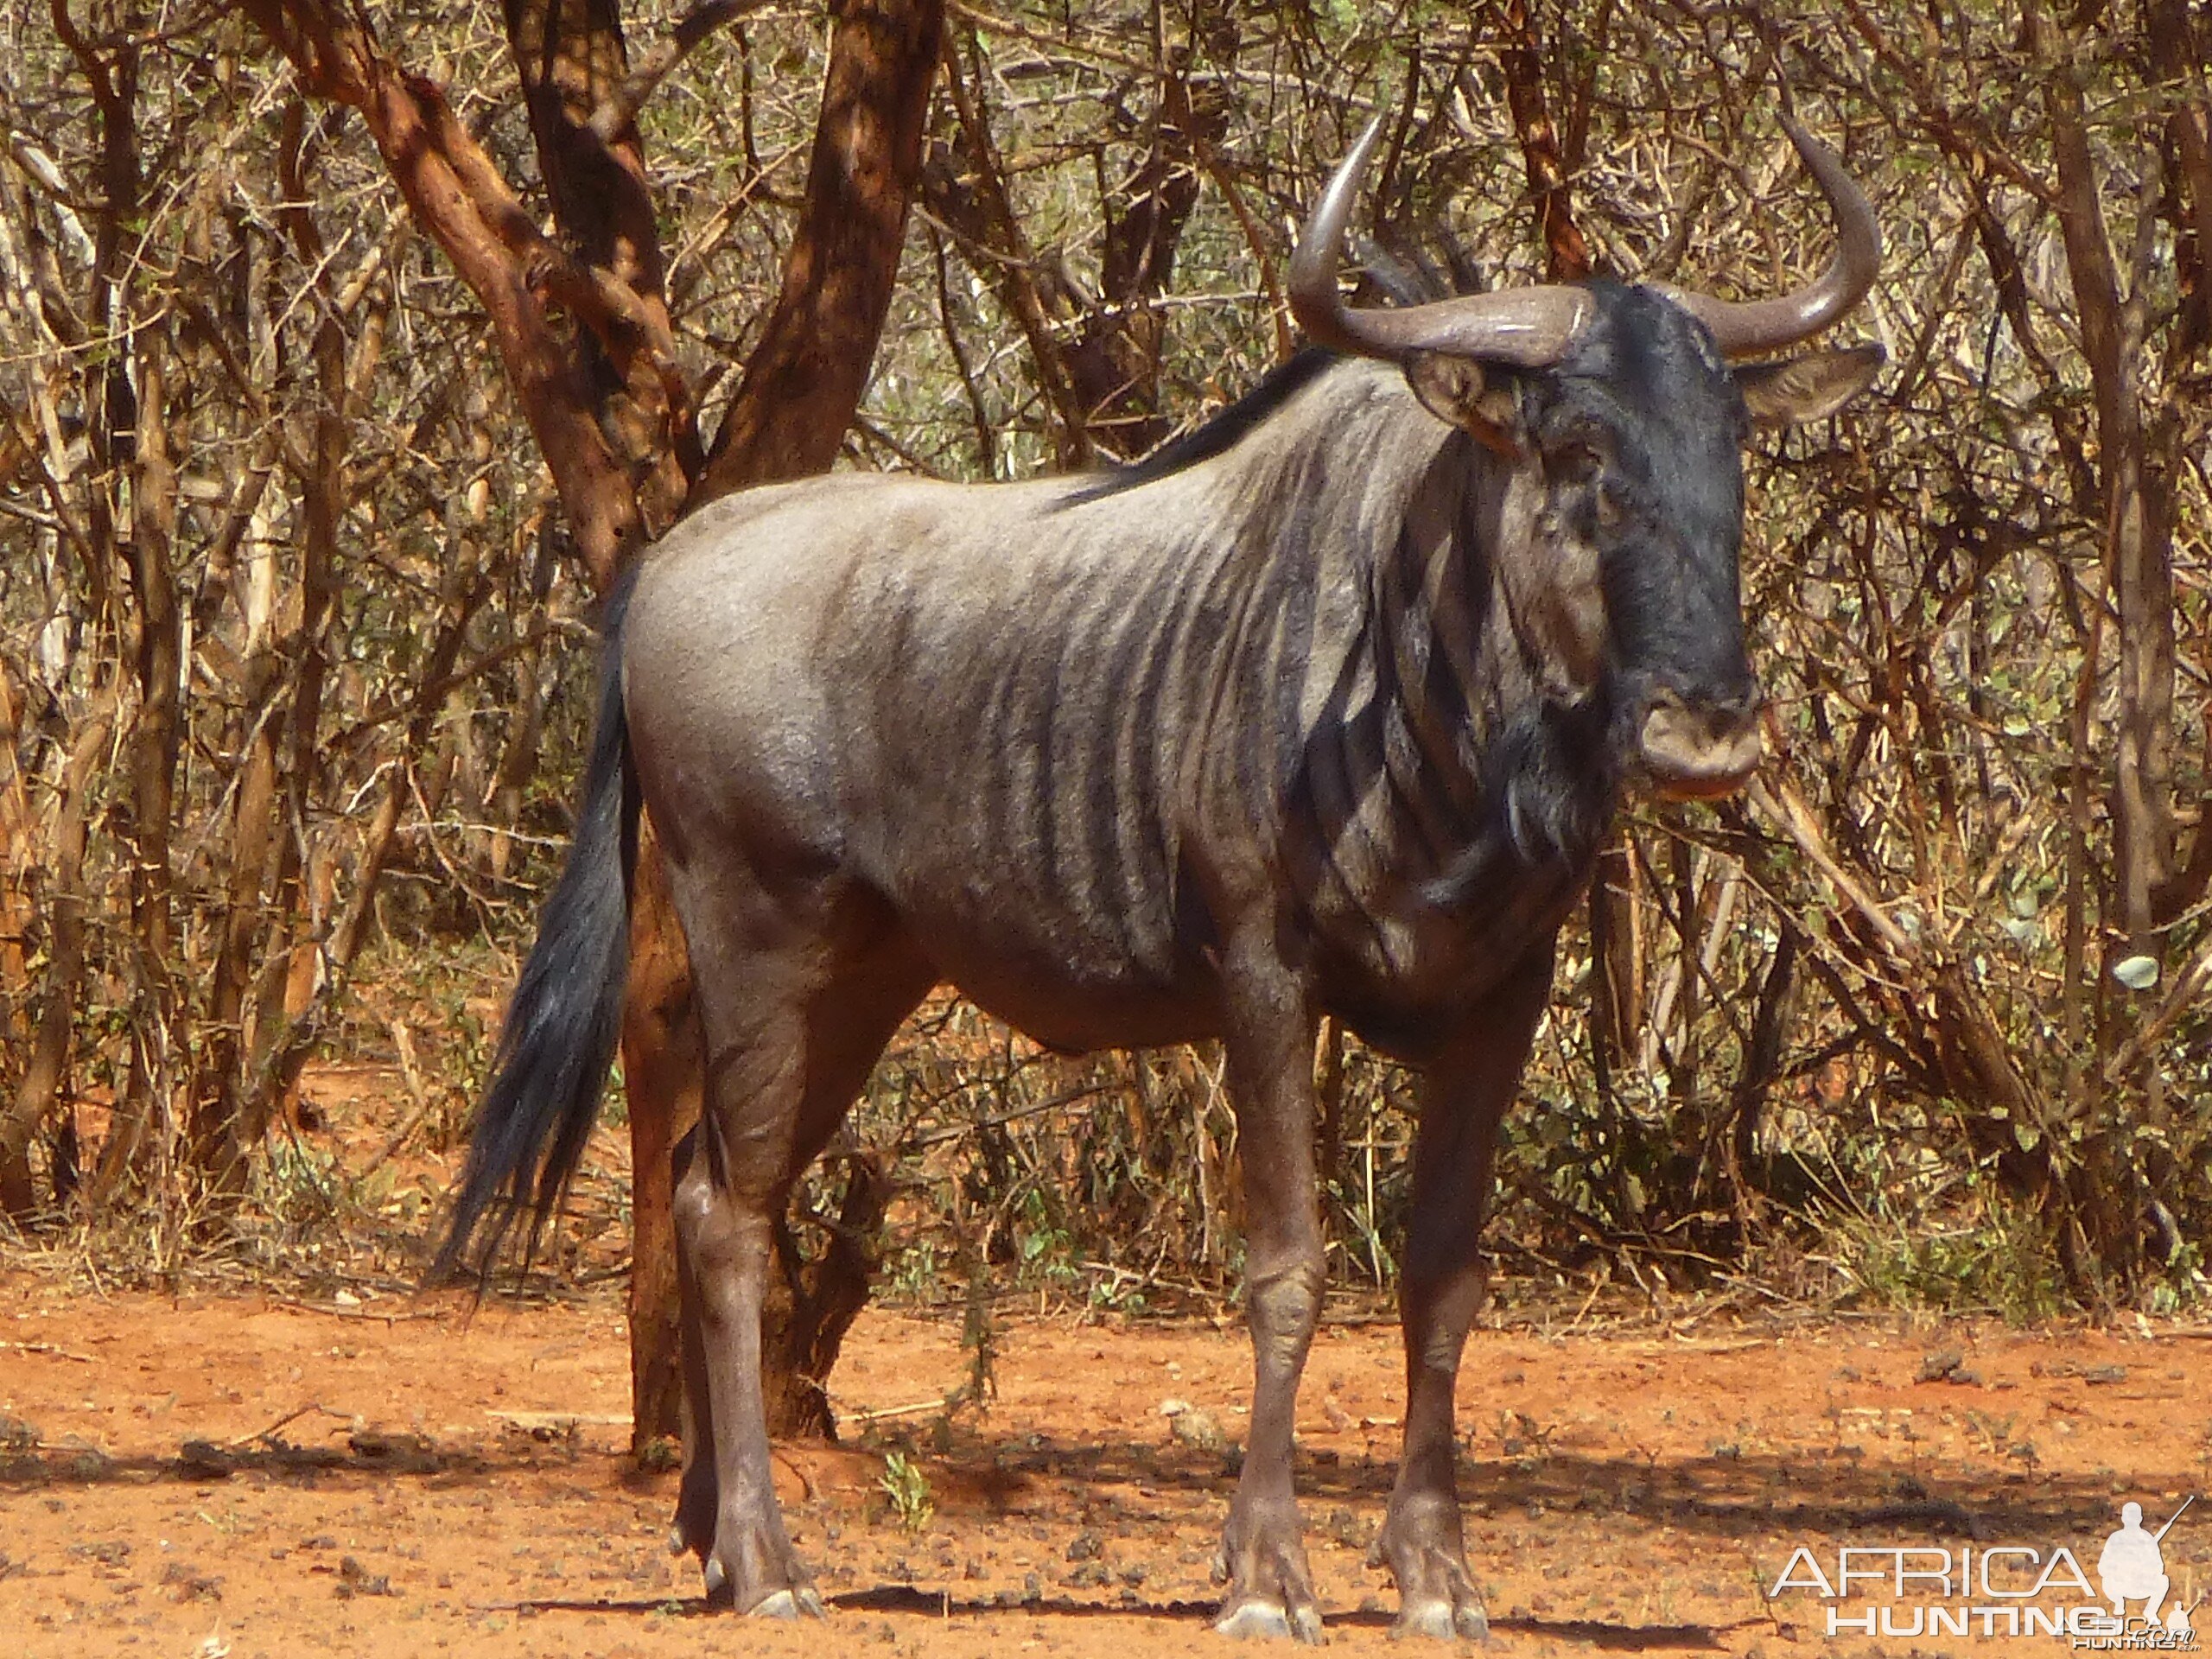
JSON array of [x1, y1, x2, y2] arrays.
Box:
[[1484, 0, 1593, 283], [620, 825, 700, 1456], [488, 0, 944, 1445], [2145, 0, 2212, 929], [659, 0, 945, 1445], [0, 694, 117, 1219], [247, 0, 944, 1450], [500, 0, 694, 546], [925, 17, 1234, 464], [2033, 11, 2177, 1288], [1058, 16, 1237, 458], [695, 0, 945, 498], [2039, 15, 2177, 972]]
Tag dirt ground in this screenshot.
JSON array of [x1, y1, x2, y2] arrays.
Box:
[[3, 1276, 2209, 1659], [3, 1065, 2207, 1656]]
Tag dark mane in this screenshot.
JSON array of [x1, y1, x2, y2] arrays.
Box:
[[1064, 346, 1336, 504]]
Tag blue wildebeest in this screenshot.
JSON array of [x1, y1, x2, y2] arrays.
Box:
[[438, 116, 1882, 1640]]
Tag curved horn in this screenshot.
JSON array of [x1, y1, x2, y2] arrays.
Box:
[[1289, 118, 1592, 369], [1660, 117, 1882, 358]]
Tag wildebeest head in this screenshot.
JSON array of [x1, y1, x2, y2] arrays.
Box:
[[1291, 117, 1884, 802]]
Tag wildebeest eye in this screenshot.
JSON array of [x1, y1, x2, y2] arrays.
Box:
[[1547, 439, 1605, 486]]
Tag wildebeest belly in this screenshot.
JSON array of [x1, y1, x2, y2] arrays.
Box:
[[848, 772, 1228, 1053]]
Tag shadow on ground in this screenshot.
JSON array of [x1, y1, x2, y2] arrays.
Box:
[[3, 1422, 2176, 1548], [495, 1583, 1755, 1651]]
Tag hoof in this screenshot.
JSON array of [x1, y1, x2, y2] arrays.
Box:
[[1215, 1600, 1324, 1643], [668, 1527, 689, 1557], [1392, 1599, 1490, 1643], [749, 1587, 828, 1620]]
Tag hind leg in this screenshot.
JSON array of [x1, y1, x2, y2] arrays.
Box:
[[664, 884, 931, 1613], [666, 1121, 715, 1567]]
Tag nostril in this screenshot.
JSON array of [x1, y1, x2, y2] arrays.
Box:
[[1676, 684, 1764, 745], [1705, 700, 1760, 745]]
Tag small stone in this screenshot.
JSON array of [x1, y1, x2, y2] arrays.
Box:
[[1916, 1349, 1966, 1383], [1171, 1409, 1227, 1453], [336, 1556, 394, 1598], [161, 1561, 221, 1602], [1325, 1508, 1370, 1550]]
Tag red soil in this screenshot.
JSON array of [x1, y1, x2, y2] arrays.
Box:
[[3, 1277, 2209, 1657]]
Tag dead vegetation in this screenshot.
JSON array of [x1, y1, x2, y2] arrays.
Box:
[[1, 0, 2209, 1439]]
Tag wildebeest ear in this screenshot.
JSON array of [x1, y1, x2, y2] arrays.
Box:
[[1405, 352, 1522, 456], [1732, 342, 1886, 427]]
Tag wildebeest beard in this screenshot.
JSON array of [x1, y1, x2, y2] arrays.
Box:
[[1452, 695, 1618, 887]]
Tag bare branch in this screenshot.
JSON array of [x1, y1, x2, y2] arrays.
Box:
[[587, 0, 768, 144]]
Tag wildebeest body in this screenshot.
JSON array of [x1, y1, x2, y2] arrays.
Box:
[[627, 358, 1605, 1065], [442, 115, 1883, 1643]]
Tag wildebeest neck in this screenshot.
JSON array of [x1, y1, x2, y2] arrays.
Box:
[[1189, 362, 1612, 997]]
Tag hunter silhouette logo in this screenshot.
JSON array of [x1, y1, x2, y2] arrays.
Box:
[[2101, 1498, 2194, 1634]]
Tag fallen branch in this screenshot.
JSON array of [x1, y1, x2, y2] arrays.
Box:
[[225, 1401, 349, 1452], [838, 1394, 962, 1425], [0, 1338, 93, 1363], [276, 1297, 443, 1322], [488, 1408, 631, 1430]]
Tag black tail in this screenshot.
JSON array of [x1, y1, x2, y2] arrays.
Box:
[[434, 563, 644, 1282]]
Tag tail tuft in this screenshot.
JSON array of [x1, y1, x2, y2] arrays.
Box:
[[433, 567, 643, 1283]]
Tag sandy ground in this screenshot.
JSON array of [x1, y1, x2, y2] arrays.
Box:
[[3, 1276, 2209, 1658]]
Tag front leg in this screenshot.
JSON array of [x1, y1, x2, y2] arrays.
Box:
[[1376, 952, 1553, 1641], [1215, 945, 1325, 1643]]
